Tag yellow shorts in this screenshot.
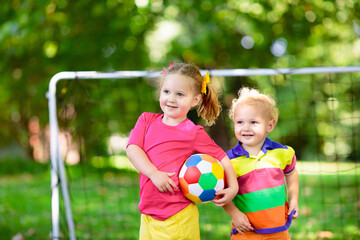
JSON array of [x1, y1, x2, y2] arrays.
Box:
[[231, 230, 290, 240], [139, 203, 200, 240]]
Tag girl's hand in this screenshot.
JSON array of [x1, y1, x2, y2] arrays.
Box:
[[214, 156, 238, 207], [149, 171, 178, 194], [232, 211, 253, 234], [212, 186, 237, 207]]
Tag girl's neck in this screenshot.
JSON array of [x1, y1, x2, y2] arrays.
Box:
[[162, 115, 187, 126]]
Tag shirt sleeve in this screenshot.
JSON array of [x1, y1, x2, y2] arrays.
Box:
[[283, 146, 296, 174], [193, 127, 226, 161], [126, 112, 148, 149]]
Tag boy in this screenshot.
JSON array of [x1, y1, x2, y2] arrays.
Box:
[[224, 87, 299, 240]]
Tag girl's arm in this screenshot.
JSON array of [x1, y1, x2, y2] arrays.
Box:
[[126, 144, 178, 194], [285, 167, 299, 218], [212, 156, 238, 207], [223, 201, 253, 234]]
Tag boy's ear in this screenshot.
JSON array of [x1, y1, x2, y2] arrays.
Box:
[[267, 119, 276, 133]]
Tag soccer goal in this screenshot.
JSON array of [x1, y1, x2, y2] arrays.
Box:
[[47, 66, 360, 240]]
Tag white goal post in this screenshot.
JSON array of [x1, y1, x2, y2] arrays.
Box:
[[47, 66, 360, 240]]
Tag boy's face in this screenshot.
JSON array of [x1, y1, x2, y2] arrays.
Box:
[[233, 103, 275, 154]]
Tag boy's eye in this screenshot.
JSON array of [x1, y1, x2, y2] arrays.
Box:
[[177, 93, 184, 96], [163, 90, 169, 94], [237, 121, 243, 124], [251, 121, 257, 124]]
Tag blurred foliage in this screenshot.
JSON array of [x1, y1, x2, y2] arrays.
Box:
[[0, 0, 360, 161]]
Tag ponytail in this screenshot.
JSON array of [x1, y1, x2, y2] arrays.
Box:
[[197, 83, 221, 126]]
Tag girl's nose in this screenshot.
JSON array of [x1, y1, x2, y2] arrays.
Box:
[[168, 94, 176, 102]]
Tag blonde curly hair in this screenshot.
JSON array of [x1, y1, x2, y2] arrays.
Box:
[[228, 87, 279, 124]]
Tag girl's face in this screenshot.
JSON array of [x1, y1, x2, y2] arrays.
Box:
[[160, 74, 201, 125], [233, 103, 275, 155]]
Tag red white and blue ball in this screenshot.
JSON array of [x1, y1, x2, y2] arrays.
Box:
[[179, 154, 225, 203]]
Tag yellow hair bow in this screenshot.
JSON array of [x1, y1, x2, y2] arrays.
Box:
[[201, 71, 210, 94]]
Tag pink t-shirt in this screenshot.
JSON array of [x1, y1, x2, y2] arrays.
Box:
[[127, 112, 226, 220]]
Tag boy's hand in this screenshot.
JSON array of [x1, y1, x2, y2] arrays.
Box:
[[149, 171, 178, 194], [212, 186, 237, 207], [288, 199, 299, 219], [232, 211, 253, 234], [285, 168, 299, 219]]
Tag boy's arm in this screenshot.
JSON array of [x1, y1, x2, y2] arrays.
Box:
[[223, 201, 253, 234], [212, 156, 238, 207], [126, 144, 178, 193], [285, 167, 299, 218]]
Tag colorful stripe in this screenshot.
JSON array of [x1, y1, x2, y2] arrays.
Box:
[[231, 148, 295, 177], [233, 184, 285, 213], [231, 157, 256, 177], [237, 167, 284, 195], [246, 205, 286, 229]]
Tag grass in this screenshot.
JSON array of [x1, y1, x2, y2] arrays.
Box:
[[0, 159, 359, 240], [0, 162, 51, 240]]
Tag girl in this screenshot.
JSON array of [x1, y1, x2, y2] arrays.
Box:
[[126, 62, 238, 240]]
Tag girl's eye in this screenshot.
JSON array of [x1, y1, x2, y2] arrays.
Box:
[[177, 93, 184, 97], [163, 90, 169, 94], [251, 121, 257, 124], [237, 121, 243, 124]]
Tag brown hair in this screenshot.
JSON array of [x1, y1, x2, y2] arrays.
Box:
[[159, 63, 221, 126], [229, 87, 279, 124]]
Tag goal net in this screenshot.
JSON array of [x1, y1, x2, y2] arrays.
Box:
[[47, 67, 360, 240]]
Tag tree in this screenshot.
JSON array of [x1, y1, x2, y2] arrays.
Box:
[[0, 0, 359, 161]]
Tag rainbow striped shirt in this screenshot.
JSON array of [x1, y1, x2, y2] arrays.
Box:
[[226, 138, 296, 232]]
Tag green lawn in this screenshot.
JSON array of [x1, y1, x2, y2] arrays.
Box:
[[0, 159, 359, 240], [0, 171, 51, 239]]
